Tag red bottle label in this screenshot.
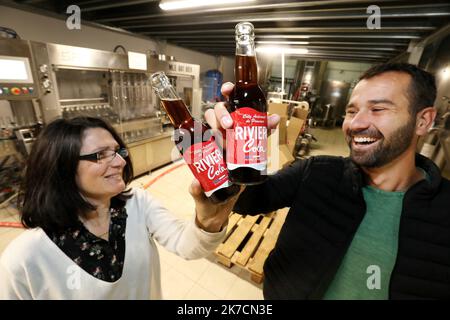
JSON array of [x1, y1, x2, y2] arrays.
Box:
[[226, 107, 268, 170], [183, 138, 230, 196]]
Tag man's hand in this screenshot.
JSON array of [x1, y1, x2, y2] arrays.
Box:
[[194, 82, 278, 232], [204, 82, 280, 140], [189, 178, 245, 233]]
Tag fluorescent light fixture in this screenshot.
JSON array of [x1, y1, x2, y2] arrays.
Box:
[[304, 73, 312, 82], [128, 51, 147, 70], [256, 46, 309, 55], [441, 66, 449, 80], [331, 91, 341, 97], [257, 41, 310, 45], [159, 0, 255, 11], [261, 35, 311, 39]]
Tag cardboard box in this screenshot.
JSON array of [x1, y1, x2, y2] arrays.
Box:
[[267, 132, 295, 173], [268, 102, 289, 145], [292, 107, 309, 121], [266, 101, 312, 171], [286, 117, 304, 155], [268, 102, 289, 116], [276, 116, 287, 145]]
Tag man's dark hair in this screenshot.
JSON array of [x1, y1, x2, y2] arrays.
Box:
[[359, 62, 436, 116], [19, 117, 134, 233]]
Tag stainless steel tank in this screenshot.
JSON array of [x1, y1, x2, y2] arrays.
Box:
[[317, 80, 351, 126]]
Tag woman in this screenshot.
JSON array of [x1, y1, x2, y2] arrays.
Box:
[[0, 117, 240, 299]]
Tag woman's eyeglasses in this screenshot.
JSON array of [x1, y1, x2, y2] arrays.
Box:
[[79, 148, 129, 164]]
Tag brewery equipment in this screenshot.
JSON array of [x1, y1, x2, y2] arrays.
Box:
[[0, 38, 201, 181], [0, 39, 42, 204], [166, 60, 201, 118], [315, 80, 351, 127]]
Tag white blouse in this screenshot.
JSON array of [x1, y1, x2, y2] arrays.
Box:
[[0, 188, 226, 299]]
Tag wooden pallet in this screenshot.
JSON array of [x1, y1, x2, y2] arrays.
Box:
[[215, 208, 288, 284]]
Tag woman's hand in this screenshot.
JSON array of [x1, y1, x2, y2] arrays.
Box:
[[189, 179, 245, 233]]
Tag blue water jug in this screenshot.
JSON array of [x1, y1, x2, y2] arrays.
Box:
[[203, 69, 223, 102]]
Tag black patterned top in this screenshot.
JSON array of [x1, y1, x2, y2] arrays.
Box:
[[46, 207, 128, 282]]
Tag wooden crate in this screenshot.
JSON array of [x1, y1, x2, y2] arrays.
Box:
[[215, 208, 288, 284]]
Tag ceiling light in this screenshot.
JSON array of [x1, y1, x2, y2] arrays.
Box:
[[257, 41, 310, 45], [304, 73, 312, 82], [260, 35, 311, 39], [441, 65, 449, 81], [256, 46, 309, 55], [159, 0, 255, 11]]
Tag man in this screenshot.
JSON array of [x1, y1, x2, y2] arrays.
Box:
[[205, 63, 450, 299]]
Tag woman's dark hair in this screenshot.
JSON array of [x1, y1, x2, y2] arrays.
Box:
[[359, 62, 436, 117], [18, 117, 134, 232]]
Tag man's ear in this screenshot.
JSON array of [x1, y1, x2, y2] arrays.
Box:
[[415, 107, 437, 136]]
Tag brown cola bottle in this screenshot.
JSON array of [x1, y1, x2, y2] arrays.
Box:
[[151, 72, 240, 203], [226, 22, 268, 185]]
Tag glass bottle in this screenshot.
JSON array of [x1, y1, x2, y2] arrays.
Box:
[[226, 22, 268, 185], [151, 72, 240, 203]]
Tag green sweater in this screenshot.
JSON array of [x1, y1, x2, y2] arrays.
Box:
[[323, 186, 405, 300]]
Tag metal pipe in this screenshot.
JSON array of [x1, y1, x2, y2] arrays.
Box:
[[96, 1, 439, 22], [139, 26, 435, 36], [281, 52, 285, 97], [155, 34, 422, 39], [59, 98, 105, 102], [121, 5, 450, 29], [173, 40, 407, 46], [183, 43, 401, 52], [82, 0, 158, 13]]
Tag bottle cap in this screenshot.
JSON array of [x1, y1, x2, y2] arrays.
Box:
[[150, 71, 181, 100], [236, 22, 254, 35], [150, 71, 171, 96], [235, 22, 255, 42]]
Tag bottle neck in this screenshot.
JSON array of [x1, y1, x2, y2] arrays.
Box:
[[235, 55, 258, 85], [160, 99, 193, 128], [155, 83, 179, 100], [151, 72, 194, 128], [235, 37, 256, 56], [235, 36, 258, 85], [151, 72, 180, 100]]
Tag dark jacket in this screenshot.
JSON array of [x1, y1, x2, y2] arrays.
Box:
[[234, 154, 450, 299]]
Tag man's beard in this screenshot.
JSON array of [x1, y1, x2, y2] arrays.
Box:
[[346, 118, 416, 168]]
